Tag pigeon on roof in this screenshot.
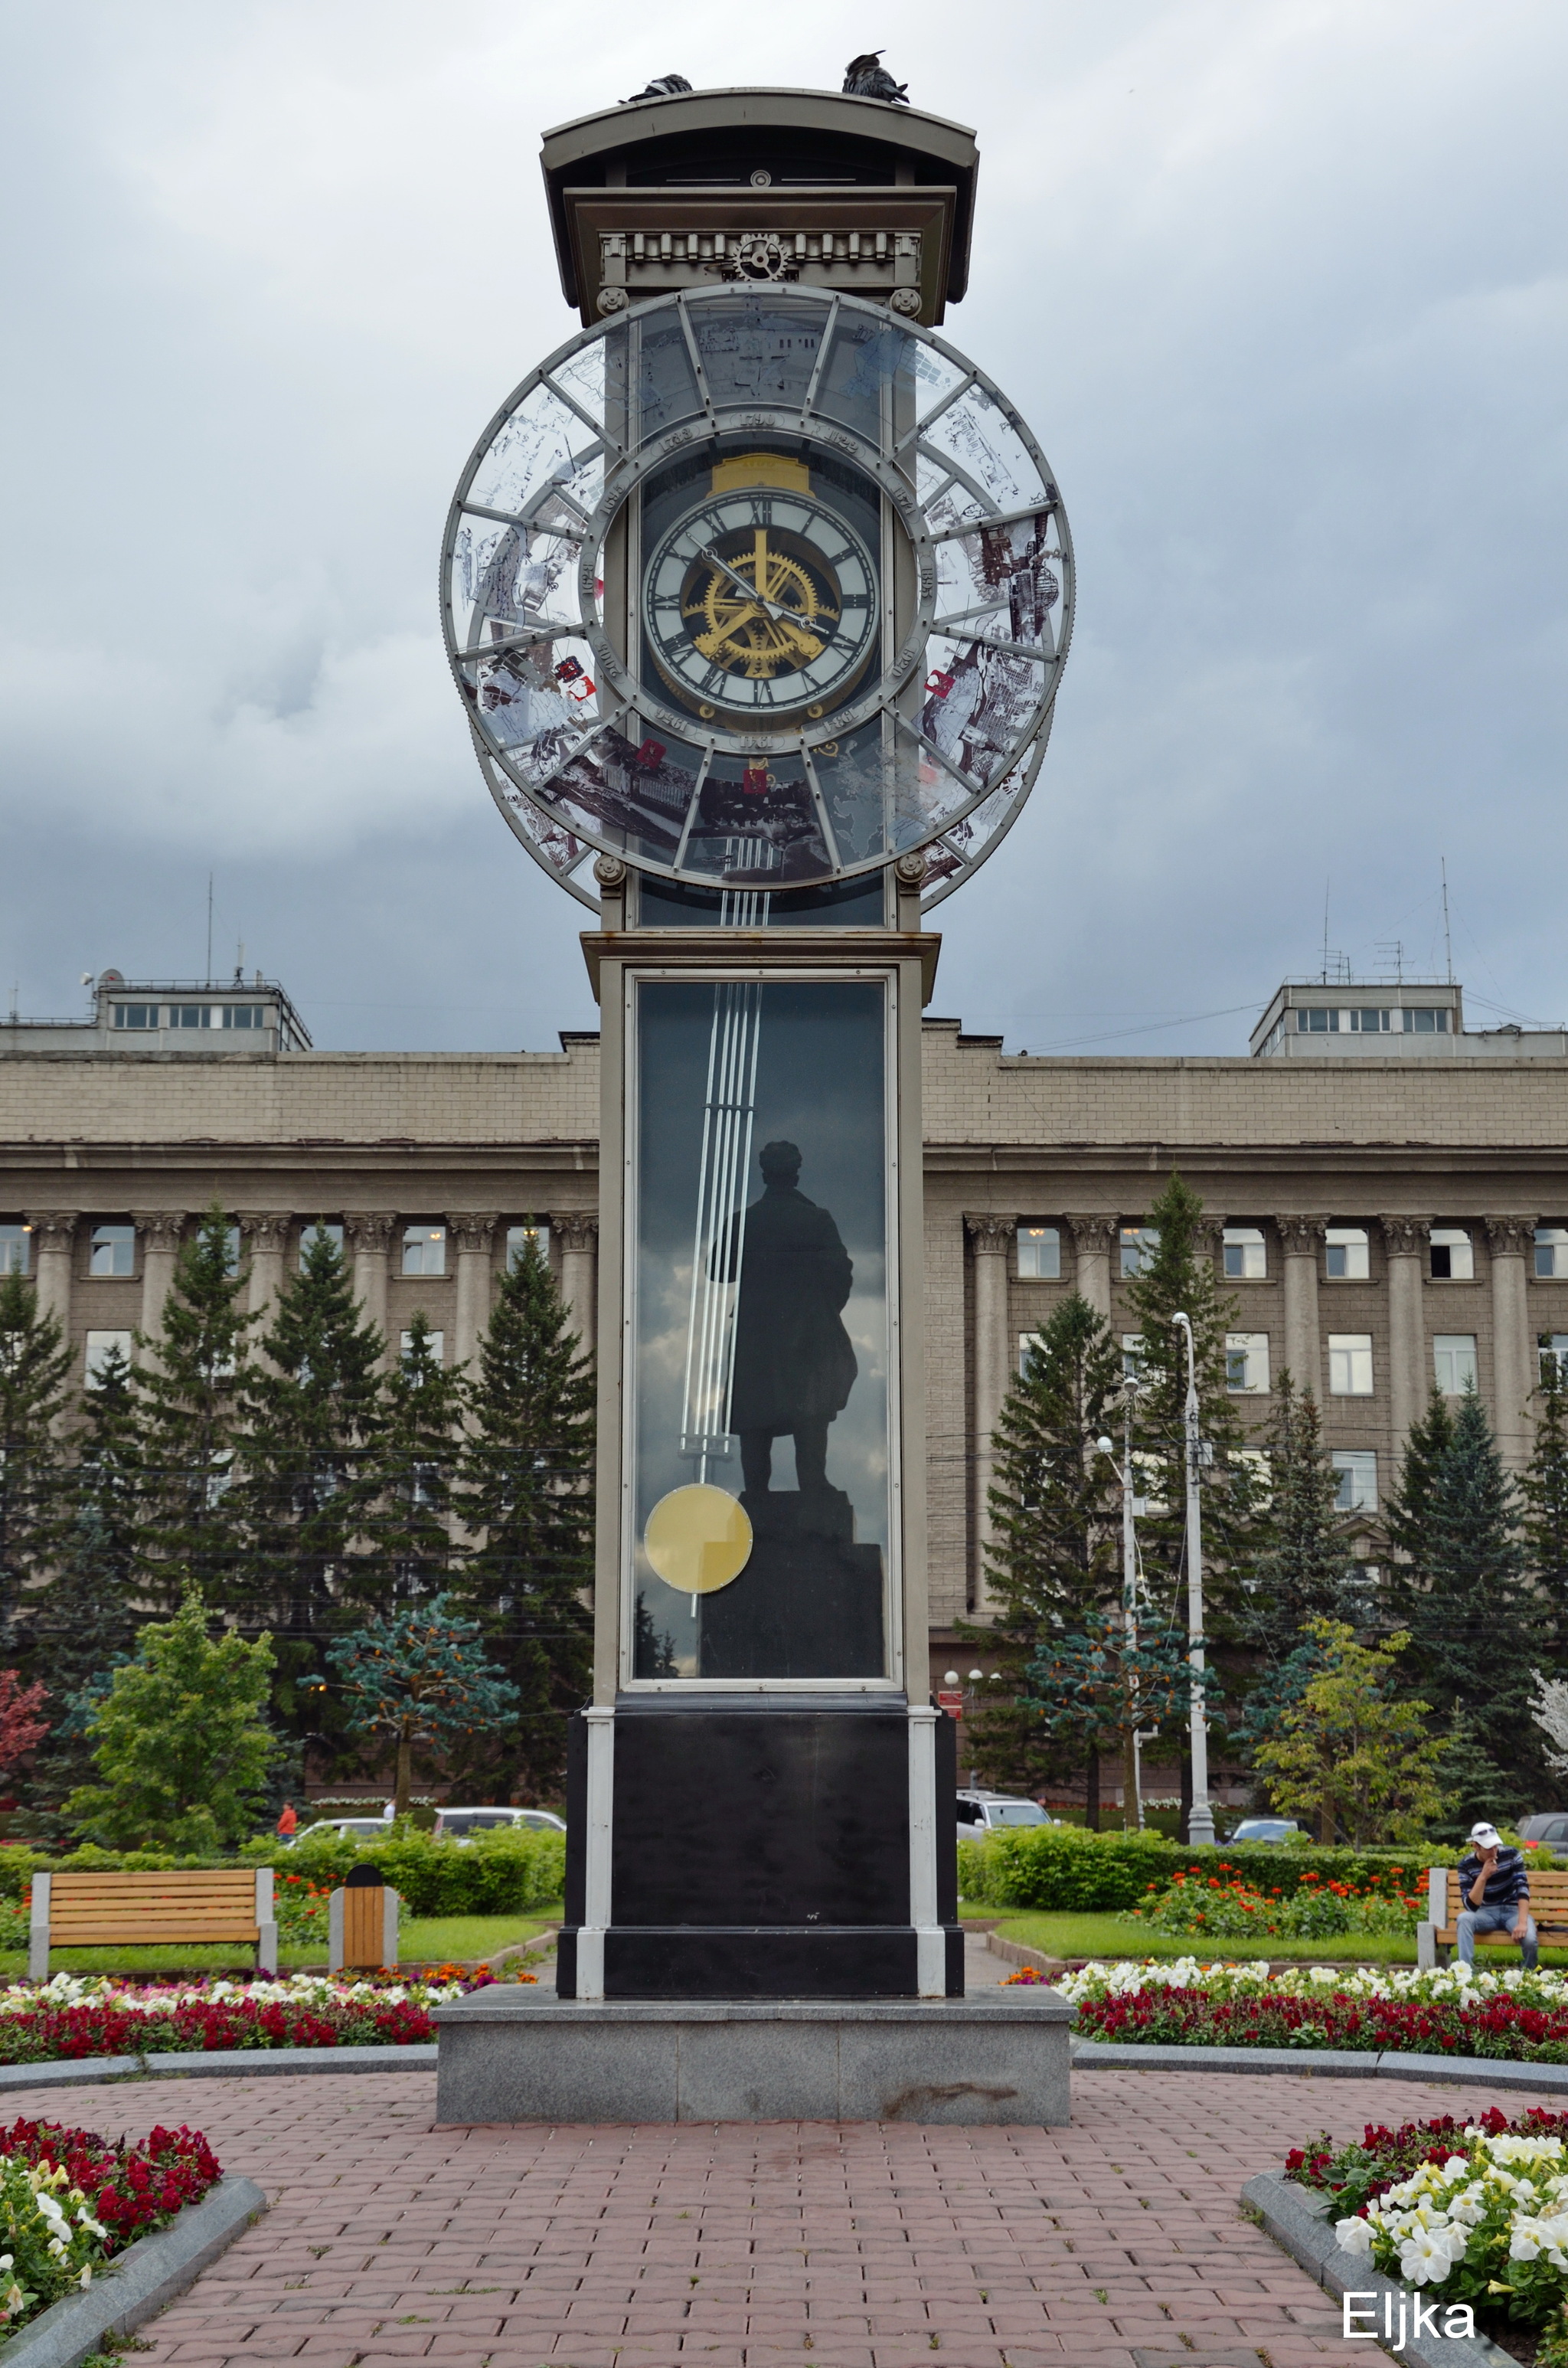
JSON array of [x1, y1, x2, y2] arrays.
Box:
[[841, 51, 909, 103], [621, 74, 694, 103]]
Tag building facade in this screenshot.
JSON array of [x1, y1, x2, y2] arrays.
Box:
[[5, 976, 1567, 1699]]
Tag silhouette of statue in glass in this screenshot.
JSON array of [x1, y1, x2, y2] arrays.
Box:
[[725, 1140, 858, 1507]]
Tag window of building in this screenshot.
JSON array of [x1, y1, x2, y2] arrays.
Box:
[[1018, 1331, 1046, 1374], [1017, 1225, 1060, 1279], [1430, 1228, 1474, 1280], [1225, 1333, 1269, 1394], [1223, 1225, 1266, 1279], [111, 1003, 158, 1030], [222, 1223, 242, 1277], [84, 1330, 132, 1386], [1540, 1335, 1568, 1388], [1434, 1333, 1478, 1394], [1119, 1225, 1158, 1277], [89, 1223, 135, 1277], [1328, 1333, 1374, 1395], [220, 1006, 264, 1030], [168, 1006, 209, 1029], [400, 1330, 446, 1366], [0, 1224, 29, 1277], [1403, 1006, 1449, 1033], [1537, 1228, 1568, 1279], [1298, 1007, 1340, 1032], [1235, 1446, 1272, 1507], [506, 1223, 550, 1269], [1325, 1226, 1370, 1280], [1349, 1008, 1390, 1032], [1332, 1449, 1378, 1511], [299, 1221, 345, 1268], [402, 1225, 446, 1277], [1121, 1333, 1145, 1382]]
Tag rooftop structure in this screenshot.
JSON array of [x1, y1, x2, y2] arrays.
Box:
[[0, 970, 312, 1056], [1250, 977, 1568, 1059]]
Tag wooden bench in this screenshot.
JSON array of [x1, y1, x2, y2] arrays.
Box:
[[1417, 1866, 1568, 1967], [28, 1869, 277, 1980]]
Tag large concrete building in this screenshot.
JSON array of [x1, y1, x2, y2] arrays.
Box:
[[6, 963, 1568, 1702]]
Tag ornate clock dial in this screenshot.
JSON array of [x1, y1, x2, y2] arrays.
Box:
[[644, 462, 878, 721]]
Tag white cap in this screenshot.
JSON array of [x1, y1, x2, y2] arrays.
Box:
[[1469, 1821, 1502, 1849]]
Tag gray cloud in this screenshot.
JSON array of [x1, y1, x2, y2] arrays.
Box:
[[2, 0, 1563, 1054]]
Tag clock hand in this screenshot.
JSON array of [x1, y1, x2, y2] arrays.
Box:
[[699, 545, 812, 633]]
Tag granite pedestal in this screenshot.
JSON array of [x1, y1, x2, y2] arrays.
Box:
[[432, 1984, 1072, 2124]]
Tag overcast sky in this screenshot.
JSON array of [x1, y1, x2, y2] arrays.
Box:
[[2, 1, 1563, 1055]]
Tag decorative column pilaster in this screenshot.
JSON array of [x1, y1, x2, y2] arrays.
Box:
[[552, 1210, 599, 1356], [24, 1212, 78, 1339], [965, 1212, 1016, 1618], [1485, 1215, 1537, 1470], [133, 1211, 187, 1340], [1064, 1214, 1117, 1320], [1276, 1216, 1326, 1398], [345, 1213, 396, 1361], [239, 1212, 291, 1330], [451, 1213, 499, 1372], [1380, 1215, 1432, 1451]]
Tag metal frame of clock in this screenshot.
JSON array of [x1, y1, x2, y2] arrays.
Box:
[[442, 284, 1073, 911]]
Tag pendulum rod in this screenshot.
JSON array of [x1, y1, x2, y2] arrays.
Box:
[[678, 980, 763, 1515]]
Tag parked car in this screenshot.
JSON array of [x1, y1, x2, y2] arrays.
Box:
[[1519, 1814, 1568, 1849], [1228, 1817, 1304, 1844], [433, 1806, 567, 1843], [288, 1816, 390, 1847], [956, 1791, 1056, 1833]]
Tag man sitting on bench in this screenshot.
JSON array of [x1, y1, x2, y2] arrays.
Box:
[[1458, 1820, 1537, 1970]]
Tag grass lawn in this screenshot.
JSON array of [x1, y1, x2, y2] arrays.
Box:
[[969, 1907, 1568, 1971], [0, 1907, 564, 1982]]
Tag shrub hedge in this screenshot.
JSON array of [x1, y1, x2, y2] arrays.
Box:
[[0, 1828, 566, 1922], [954, 1827, 1528, 1915]]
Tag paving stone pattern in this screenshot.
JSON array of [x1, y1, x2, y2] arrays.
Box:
[[2, 2053, 1545, 2367]]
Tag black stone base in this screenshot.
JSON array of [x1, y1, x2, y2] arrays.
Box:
[[697, 1490, 884, 1679], [557, 1925, 964, 2000]]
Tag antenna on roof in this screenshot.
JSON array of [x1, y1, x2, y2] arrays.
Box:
[[206, 872, 214, 987], [1321, 880, 1331, 983], [1441, 857, 1454, 984]]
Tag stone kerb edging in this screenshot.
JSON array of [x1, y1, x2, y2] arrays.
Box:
[[1242, 2169, 1513, 2367], [0, 2043, 438, 2092], [1, 2173, 266, 2368], [1074, 2037, 1568, 2090]]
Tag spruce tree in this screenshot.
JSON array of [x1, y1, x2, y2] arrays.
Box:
[[129, 1202, 255, 1613], [21, 1344, 141, 1837], [1522, 1352, 1568, 1659], [452, 1237, 593, 1801], [374, 1312, 465, 1604], [1386, 1385, 1540, 1802], [0, 1272, 74, 1652], [966, 1292, 1122, 1817], [239, 1224, 385, 1749], [1241, 1373, 1361, 1654]]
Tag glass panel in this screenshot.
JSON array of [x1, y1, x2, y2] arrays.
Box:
[[85, 1330, 132, 1385], [815, 310, 918, 440], [929, 514, 1063, 649], [626, 308, 702, 441], [449, 518, 580, 652], [89, 1224, 135, 1277], [465, 630, 604, 764], [466, 379, 606, 529], [632, 979, 890, 1683], [507, 1223, 550, 1267], [678, 749, 833, 886], [528, 726, 703, 872], [0, 1224, 31, 1277], [1017, 1226, 1060, 1279], [299, 1222, 344, 1267], [919, 634, 1044, 792], [809, 722, 892, 868], [916, 379, 1050, 514], [691, 296, 828, 410]]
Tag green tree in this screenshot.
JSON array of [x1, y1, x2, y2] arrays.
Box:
[[67, 1581, 279, 1851], [965, 1294, 1122, 1817], [1022, 1607, 1213, 1803], [1253, 1618, 1450, 1845], [452, 1238, 593, 1800], [0, 1272, 73, 1650], [1523, 1349, 1568, 1660], [239, 1224, 385, 1747], [1385, 1385, 1540, 1798], [325, 1594, 520, 1816], [375, 1313, 465, 1603], [21, 1345, 142, 1837], [129, 1203, 255, 1613], [1242, 1374, 1361, 1644]]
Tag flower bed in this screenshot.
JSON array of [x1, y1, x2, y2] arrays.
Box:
[[1288, 2105, 1568, 2360], [0, 1971, 502, 2064], [1061, 1959, 1568, 2062], [0, 2114, 220, 2340], [1131, 1864, 1425, 1941]]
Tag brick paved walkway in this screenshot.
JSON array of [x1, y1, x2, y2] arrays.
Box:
[[5, 2054, 1543, 2367]]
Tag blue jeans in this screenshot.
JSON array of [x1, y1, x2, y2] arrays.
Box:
[[1457, 1902, 1538, 1969]]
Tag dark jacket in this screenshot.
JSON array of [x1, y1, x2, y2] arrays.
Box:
[[723, 1182, 857, 1434], [1457, 1846, 1530, 1912]]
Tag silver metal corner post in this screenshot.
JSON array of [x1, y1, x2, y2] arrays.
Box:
[[1172, 1313, 1215, 1849]]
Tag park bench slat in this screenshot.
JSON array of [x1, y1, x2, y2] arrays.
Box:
[[28, 1869, 278, 1977], [1419, 1866, 1568, 1965]]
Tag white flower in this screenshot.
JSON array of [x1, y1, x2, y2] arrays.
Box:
[[1400, 2227, 1465, 2283], [1335, 2216, 1374, 2255]]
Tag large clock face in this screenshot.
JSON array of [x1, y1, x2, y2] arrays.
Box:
[[643, 459, 879, 724], [443, 286, 1074, 908]]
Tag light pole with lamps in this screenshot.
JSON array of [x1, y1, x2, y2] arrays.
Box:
[[1171, 1312, 1216, 1848], [1096, 1378, 1149, 1832]]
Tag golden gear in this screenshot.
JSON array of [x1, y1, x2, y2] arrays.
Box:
[[683, 529, 837, 679]]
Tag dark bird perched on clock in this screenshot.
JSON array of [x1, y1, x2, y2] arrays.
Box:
[[621, 74, 693, 103], [841, 51, 909, 103]]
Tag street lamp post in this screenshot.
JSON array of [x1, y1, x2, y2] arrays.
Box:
[[1095, 1388, 1146, 1833], [1172, 1312, 1216, 1848]]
